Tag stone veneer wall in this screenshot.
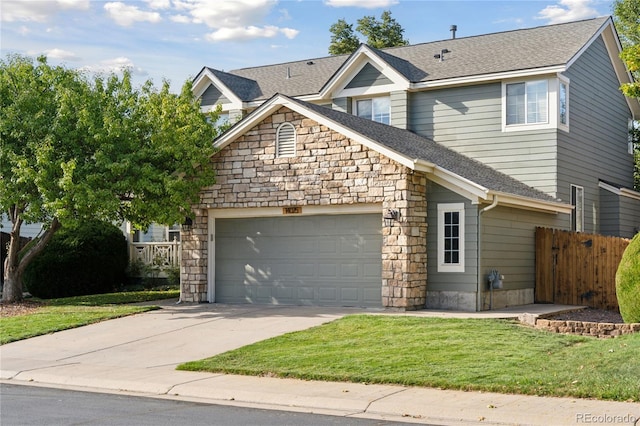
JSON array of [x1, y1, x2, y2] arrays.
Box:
[[181, 107, 428, 309]]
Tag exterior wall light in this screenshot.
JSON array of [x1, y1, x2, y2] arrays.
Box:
[[384, 209, 400, 227], [182, 217, 193, 231]]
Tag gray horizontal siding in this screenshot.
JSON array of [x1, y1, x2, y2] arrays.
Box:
[[409, 83, 559, 196], [558, 36, 634, 234], [201, 84, 230, 106], [390, 90, 408, 129], [346, 63, 392, 89], [599, 188, 620, 236], [481, 205, 564, 291], [426, 181, 478, 293]]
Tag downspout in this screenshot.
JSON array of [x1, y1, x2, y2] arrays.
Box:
[[476, 195, 498, 311]]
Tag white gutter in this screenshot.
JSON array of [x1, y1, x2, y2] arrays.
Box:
[[476, 195, 499, 311]]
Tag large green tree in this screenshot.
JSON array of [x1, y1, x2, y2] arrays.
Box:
[[329, 10, 408, 55], [614, 0, 640, 97], [613, 0, 640, 191], [613, 0, 640, 189], [0, 55, 220, 302]]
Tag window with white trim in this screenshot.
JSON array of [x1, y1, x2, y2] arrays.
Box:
[[506, 80, 548, 125], [355, 97, 390, 124], [570, 184, 584, 232], [629, 118, 635, 155], [276, 122, 296, 157], [559, 80, 568, 127], [504, 78, 569, 132], [437, 203, 465, 272]]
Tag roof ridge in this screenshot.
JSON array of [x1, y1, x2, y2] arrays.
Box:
[[224, 16, 610, 74]]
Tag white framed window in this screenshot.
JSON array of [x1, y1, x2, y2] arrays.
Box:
[[355, 96, 390, 124], [276, 122, 296, 157], [559, 79, 569, 128], [570, 184, 584, 232], [506, 80, 548, 125], [437, 203, 465, 272], [629, 118, 635, 155], [503, 77, 569, 132]]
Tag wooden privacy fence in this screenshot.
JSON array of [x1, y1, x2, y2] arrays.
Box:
[[535, 227, 630, 311]]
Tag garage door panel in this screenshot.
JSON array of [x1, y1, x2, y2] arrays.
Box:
[[215, 214, 382, 307]]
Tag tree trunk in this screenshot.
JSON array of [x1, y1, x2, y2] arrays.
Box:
[[2, 270, 24, 303], [2, 217, 61, 303]]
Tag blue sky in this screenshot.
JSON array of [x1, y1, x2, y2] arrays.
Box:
[[1, 0, 615, 92]]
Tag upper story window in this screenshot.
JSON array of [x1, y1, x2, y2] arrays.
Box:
[[506, 80, 548, 125], [559, 81, 568, 126], [276, 122, 296, 157], [355, 97, 390, 125], [503, 78, 569, 132]]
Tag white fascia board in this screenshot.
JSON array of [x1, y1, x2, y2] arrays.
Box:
[[489, 191, 573, 214], [192, 68, 244, 111], [599, 181, 640, 201], [277, 98, 416, 169], [320, 47, 410, 98], [212, 95, 414, 169], [425, 166, 489, 203], [410, 66, 566, 91], [212, 97, 284, 150], [596, 21, 640, 118]]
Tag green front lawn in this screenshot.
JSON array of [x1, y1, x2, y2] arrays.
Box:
[[0, 290, 179, 345], [178, 315, 640, 402]]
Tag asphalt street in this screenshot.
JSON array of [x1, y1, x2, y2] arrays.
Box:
[[0, 384, 424, 426]]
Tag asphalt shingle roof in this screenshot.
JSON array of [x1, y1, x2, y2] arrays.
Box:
[[281, 95, 561, 204], [211, 17, 608, 102]]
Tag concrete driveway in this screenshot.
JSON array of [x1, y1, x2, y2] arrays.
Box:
[[2, 301, 638, 425], [0, 301, 360, 393]]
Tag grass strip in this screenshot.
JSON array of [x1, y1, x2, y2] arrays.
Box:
[[178, 315, 640, 402], [0, 290, 179, 344]]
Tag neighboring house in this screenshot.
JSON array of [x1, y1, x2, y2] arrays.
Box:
[[179, 17, 638, 310], [0, 215, 181, 274]]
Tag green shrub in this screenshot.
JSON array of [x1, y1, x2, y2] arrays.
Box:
[[616, 232, 640, 323], [24, 220, 128, 299]]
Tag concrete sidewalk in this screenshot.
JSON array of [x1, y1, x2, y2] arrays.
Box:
[[1, 301, 638, 425]]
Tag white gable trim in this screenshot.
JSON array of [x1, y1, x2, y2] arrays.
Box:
[[192, 68, 244, 112], [320, 45, 410, 99], [567, 18, 640, 118], [213, 94, 572, 215]]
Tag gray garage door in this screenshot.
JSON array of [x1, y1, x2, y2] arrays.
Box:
[[215, 214, 382, 307]]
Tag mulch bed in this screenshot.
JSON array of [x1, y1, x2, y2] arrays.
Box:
[[0, 300, 45, 318], [546, 307, 624, 323]]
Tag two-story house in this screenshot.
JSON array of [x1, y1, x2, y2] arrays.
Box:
[[180, 17, 640, 311]]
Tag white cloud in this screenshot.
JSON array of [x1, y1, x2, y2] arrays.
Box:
[[82, 57, 148, 76], [145, 0, 171, 9], [1, 0, 89, 22], [104, 2, 162, 27], [44, 48, 80, 61], [325, 0, 399, 8], [170, 14, 191, 24], [185, 0, 275, 28], [536, 0, 600, 24], [280, 27, 299, 39], [172, 0, 299, 42], [205, 25, 298, 42]]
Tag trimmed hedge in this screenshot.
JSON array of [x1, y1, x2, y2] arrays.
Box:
[[616, 232, 640, 323], [24, 220, 128, 299]]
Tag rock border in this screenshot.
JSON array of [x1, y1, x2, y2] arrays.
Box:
[[518, 311, 640, 338]]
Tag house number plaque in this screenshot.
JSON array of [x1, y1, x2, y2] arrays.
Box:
[[283, 207, 302, 215]]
